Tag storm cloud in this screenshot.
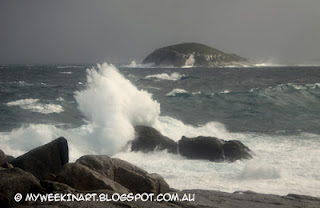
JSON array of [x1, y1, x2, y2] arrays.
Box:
[[1, 0, 319, 64]]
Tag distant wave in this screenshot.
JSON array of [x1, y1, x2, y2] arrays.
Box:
[[250, 83, 320, 93], [219, 90, 230, 94], [145, 72, 187, 81], [59, 71, 73, 74], [122, 60, 155, 68], [9, 81, 33, 86], [166, 88, 189, 97], [57, 65, 81, 69], [6, 99, 64, 114]]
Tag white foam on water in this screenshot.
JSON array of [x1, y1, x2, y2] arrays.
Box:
[[122, 60, 155, 68], [145, 72, 185, 81], [59, 72, 73, 74], [166, 88, 189, 97], [219, 90, 230, 94], [114, 132, 320, 197], [7, 99, 64, 114], [1, 63, 320, 197]]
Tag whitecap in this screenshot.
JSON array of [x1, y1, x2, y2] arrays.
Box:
[[145, 72, 186, 81], [7, 99, 64, 114], [166, 88, 189, 97]]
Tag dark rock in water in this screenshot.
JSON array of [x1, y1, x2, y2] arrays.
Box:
[[132, 125, 177, 154], [0, 168, 42, 207], [223, 140, 253, 162], [178, 136, 252, 162], [142, 42, 250, 67], [178, 136, 225, 161], [56, 163, 129, 193], [11, 137, 69, 180]]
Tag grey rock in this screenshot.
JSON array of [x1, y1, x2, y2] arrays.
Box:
[[0, 150, 7, 167], [111, 158, 148, 177], [148, 173, 170, 194], [11, 137, 69, 180], [132, 125, 177, 154], [0, 167, 42, 207], [178, 136, 225, 161], [5, 155, 15, 163], [76, 155, 171, 194], [178, 136, 253, 162], [113, 166, 156, 194], [56, 163, 129, 193], [76, 155, 114, 179], [223, 140, 253, 162], [41, 180, 75, 194]]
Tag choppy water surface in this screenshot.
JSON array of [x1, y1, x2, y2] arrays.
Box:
[[1, 64, 320, 196]]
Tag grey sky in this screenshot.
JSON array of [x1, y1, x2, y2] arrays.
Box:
[[1, 0, 320, 64]]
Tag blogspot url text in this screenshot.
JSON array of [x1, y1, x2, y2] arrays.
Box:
[[14, 192, 195, 203]]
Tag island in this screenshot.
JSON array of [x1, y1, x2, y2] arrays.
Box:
[[142, 42, 251, 67]]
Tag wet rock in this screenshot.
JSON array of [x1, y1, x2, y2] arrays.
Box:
[[0, 150, 7, 167], [76, 155, 114, 179], [178, 136, 225, 161], [11, 137, 69, 180], [56, 163, 129, 193], [132, 126, 177, 154], [0, 168, 42, 207], [178, 136, 252, 162]]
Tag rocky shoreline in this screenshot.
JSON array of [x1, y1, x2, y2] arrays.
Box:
[[1, 132, 320, 207]]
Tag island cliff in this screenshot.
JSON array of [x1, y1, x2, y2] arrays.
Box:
[[142, 43, 250, 67]]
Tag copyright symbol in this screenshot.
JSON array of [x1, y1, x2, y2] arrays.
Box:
[[14, 193, 23, 202]]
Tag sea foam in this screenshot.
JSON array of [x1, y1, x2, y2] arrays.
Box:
[[1, 63, 320, 197], [145, 72, 185, 81], [7, 99, 64, 114]]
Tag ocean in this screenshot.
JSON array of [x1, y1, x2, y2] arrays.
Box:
[[1, 63, 320, 196]]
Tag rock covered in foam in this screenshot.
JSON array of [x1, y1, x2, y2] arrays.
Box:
[[178, 136, 253, 162], [11, 137, 69, 180], [132, 125, 178, 154]]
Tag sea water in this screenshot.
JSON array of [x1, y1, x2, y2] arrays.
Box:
[[0, 63, 320, 196]]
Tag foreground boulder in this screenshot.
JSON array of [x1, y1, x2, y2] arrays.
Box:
[[76, 155, 170, 194], [56, 163, 129, 193], [0, 168, 42, 207], [0, 150, 7, 168], [132, 125, 177, 154], [11, 137, 69, 180], [178, 136, 253, 162]]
